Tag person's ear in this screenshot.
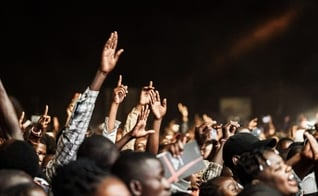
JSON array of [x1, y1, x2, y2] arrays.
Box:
[[251, 179, 261, 185], [129, 179, 142, 196], [232, 155, 240, 166]]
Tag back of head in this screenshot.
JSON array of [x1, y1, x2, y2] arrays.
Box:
[[199, 177, 225, 196], [0, 169, 33, 191], [77, 135, 119, 170], [238, 183, 282, 196], [286, 142, 303, 160], [111, 151, 157, 186], [51, 158, 111, 196], [276, 137, 294, 160], [1, 182, 47, 196], [223, 133, 276, 172], [0, 139, 40, 178], [199, 176, 242, 196]]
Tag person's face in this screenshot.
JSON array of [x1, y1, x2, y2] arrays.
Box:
[[218, 177, 243, 196], [95, 176, 131, 196], [140, 159, 171, 196], [200, 143, 212, 159], [34, 143, 47, 166], [257, 150, 299, 195], [134, 137, 147, 152]]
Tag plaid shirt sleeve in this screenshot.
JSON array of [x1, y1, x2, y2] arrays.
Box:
[[201, 161, 223, 182], [45, 87, 99, 181]]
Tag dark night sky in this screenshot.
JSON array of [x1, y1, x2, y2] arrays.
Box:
[[1, 0, 318, 126]]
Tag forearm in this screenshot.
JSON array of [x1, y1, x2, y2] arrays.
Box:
[[108, 102, 119, 131], [45, 88, 98, 180], [210, 143, 224, 165], [116, 131, 134, 150], [89, 70, 108, 91], [286, 153, 314, 179], [0, 80, 23, 140], [146, 119, 161, 154]]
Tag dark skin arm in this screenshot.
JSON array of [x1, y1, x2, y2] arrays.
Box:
[[116, 105, 154, 150], [286, 132, 318, 179], [90, 31, 124, 91], [146, 89, 167, 154], [107, 75, 128, 131], [0, 79, 24, 140]]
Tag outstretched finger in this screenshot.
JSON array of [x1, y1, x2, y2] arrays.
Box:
[[117, 75, 122, 87], [145, 129, 155, 135], [149, 89, 156, 105], [304, 132, 318, 155], [43, 105, 49, 116], [114, 49, 124, 61], [105, 32, 113, 49], [19, 111, 25, 122], [162, 98, 167, 108], [112, 31, 118, 49], [155, 90, 160, 101]]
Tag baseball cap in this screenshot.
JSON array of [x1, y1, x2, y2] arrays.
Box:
[[223, 132, 277, 169]]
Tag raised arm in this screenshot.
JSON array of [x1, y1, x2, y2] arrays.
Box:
[[90, 31, 124, 91], [0, 79, 24, 140], [102, 75, 128, 143], [27, 105, 51, 145], [121, 81, 154, 150], [146, 89, 167, 154], [45, 31, 123, 181], [116, 105, 154, 150], [178, 103, 189, 134]]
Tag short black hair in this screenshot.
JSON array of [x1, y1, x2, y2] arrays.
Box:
[[0, 139, 39, 178], [199, 176, 229, 196], [236, 147, 276, 186], [0, 169, 33, 191], [51, 158, 111, 196], [77, 135, 119, 170], [111, 151, 159, 186], [238, 183, 281, 196], [1, 182, 45, 196]]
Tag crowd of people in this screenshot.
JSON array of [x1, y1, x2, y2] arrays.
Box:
[[1, 31, 318, 196]]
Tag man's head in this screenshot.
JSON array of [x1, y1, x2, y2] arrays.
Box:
[[0, 169, 33, 191], [52, 158, 127, 196], [77, 135, 119, 170], [112, 151, 171, 196], [0, 139, 40, 178], [199, 176, 243, 196], [222, 133, 277, 174]]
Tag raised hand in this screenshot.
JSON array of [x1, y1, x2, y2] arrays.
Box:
[[37, 105, 51, 130], [113, 75, 128, 104], [247, 117, 258, 130], [131, 105, 155, 138], [202, 113, 217, 125], [178, 103, 188, 118], [139, 81, 155, 106], [149, 89, 167, 120], [302, 132, 318, 161], [222, 120, 240, 139], [195, 122, 214, 146], [100, 31, 124, 74]]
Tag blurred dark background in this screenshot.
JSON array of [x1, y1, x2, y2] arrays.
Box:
[[1, 0, 318, 128]]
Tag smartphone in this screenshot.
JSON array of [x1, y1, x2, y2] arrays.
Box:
[[210, 128, 218, 140], [262, 115, 271, 123]]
